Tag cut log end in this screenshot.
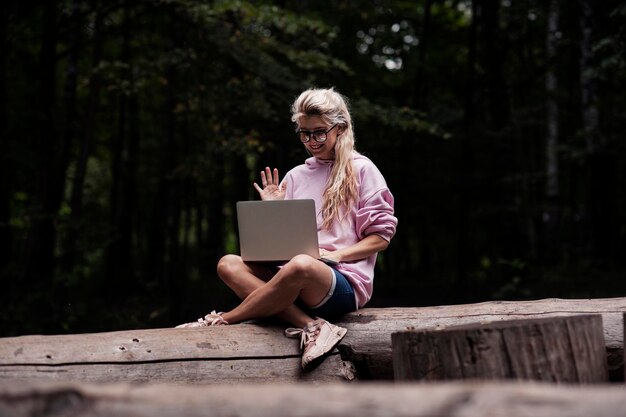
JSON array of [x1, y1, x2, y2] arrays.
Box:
[[392, 314, 609, 384]]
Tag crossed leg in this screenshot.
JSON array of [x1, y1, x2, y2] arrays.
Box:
[[216, 254, 334, 328]]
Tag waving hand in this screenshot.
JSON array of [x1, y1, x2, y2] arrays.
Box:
[[253, 167, 286, 201]]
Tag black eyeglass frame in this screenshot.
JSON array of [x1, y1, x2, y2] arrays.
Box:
[[296, 124, 338, 143]]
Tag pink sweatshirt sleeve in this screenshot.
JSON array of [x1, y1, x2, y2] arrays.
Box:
[[354, 158, 398, 242], [356, 188, 397, 242]]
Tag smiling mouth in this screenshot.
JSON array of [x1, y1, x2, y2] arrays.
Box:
[[309, 143, 324, 150]]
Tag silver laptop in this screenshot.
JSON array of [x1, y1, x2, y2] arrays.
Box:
[[236, 199, 337, 265]]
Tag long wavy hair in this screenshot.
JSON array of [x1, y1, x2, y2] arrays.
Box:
[[291, 87, 359, 230]]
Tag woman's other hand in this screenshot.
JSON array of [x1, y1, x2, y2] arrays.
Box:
[[319, 249, 341, 264], [253, 167, 286, 201]]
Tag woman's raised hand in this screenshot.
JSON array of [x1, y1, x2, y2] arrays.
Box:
[[253, 167, 286, 201]]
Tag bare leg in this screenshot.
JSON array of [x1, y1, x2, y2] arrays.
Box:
[[216, 254, 333, 328], [217, 254, 311, 326]]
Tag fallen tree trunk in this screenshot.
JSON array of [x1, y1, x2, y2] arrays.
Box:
[[0, 323, 355, 384], [0, 297, 624, 384], [2, 379, 626, 417], [335, 297, 625, 380]]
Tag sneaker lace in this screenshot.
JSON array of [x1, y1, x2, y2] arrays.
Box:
[[201, 310, 228, 326], [285, 321, 320, 350]]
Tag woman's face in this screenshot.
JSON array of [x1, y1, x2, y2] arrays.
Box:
[[297, 115, 339, 160]]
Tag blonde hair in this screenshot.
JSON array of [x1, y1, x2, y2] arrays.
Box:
[[291, 87, 359, 230]]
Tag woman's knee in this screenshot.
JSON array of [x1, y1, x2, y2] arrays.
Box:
[[216, 254, 244, 281], [282, 254, 318, 279]]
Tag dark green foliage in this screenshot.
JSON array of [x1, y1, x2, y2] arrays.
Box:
[[1, 0, 625, 336]]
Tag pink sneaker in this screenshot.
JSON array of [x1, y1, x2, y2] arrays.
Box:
[[285, 318, 347, 370], [175, 311, 228, 328]]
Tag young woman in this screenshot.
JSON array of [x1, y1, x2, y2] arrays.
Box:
[[177, 87, 398, 370]]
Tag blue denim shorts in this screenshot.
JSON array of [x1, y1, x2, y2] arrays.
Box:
[[297, 268, 357, 320]]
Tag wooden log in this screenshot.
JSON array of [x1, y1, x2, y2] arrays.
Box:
[[335, 297, 626, 380], [3, 379, 626, 417], [0, 323, 355, 384], [392, 314, 608, 383], [0, 297, 624, 384]]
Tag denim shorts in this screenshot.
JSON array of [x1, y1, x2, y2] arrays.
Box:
[[297, 268, 357, 320]]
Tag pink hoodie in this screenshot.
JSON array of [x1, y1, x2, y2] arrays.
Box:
[[283, 152, 398, 308]]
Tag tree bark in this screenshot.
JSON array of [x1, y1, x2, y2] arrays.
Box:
[[392, 314, 608, 383], [0, 323, 354, 384]]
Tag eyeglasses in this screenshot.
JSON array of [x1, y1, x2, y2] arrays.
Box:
[[296, 124, 338, 143]]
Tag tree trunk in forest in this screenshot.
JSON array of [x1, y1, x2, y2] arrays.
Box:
[[454, 0, 478, 301], [543, 0, 560, 261], [166, 17, 183, 323], [545, 0, 559, 200], [58, 0, 80, 276], [482, 0, 509, 128], [179, 105, 192, 285], [579, 0, 599, 154], [107, 80, 129, 291], [149, 11, 183, 321], [0, 2, 10, 271], [206, 175, 225, 269], [126, 90, 139, 257], [392, 314, 608, 383], [66, 3, 105, 266], [145, 31, 174, 298], [412, 0, 432, 109], [579, 0, 608, 260], [23, 1, 59, 291], [106, 0, 137, 294], [168, 186, 183, 317]]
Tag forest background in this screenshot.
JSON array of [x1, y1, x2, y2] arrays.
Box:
[[1, 0, 625, 336]]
